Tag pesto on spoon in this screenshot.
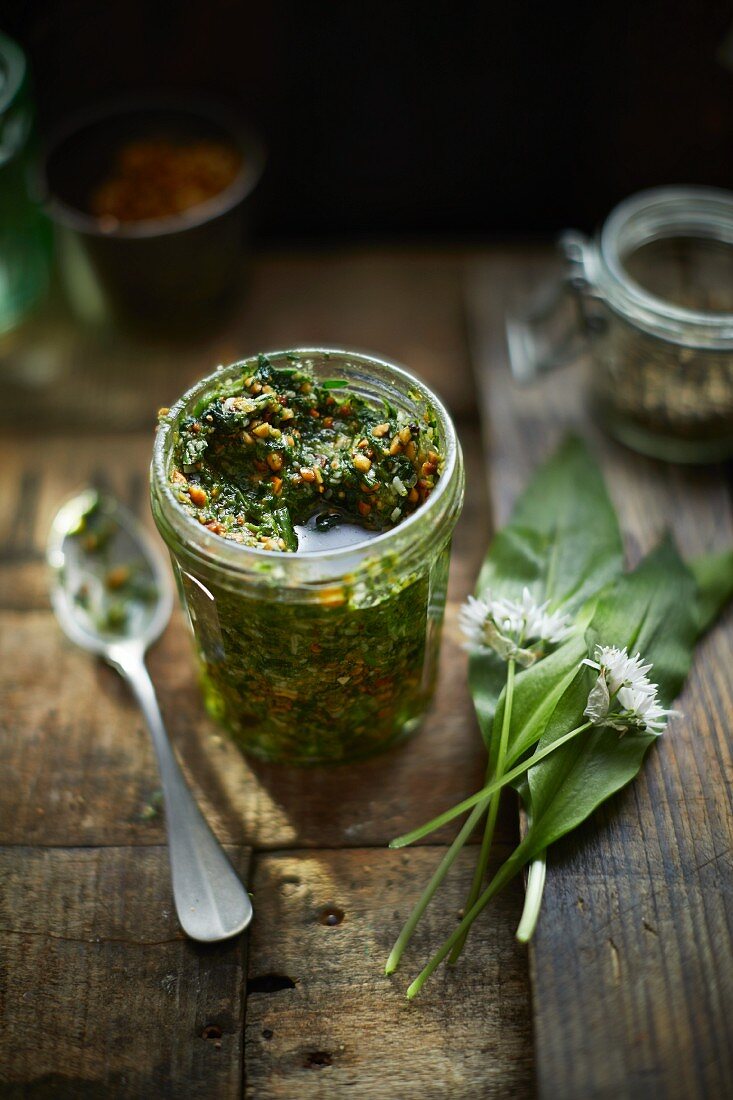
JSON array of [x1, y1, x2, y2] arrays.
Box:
[[48, 490, 252, 942]]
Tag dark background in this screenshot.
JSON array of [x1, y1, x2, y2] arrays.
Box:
[[5, 0, 733, 241]]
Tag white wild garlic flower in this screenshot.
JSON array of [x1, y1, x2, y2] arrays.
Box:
[[582, 644, 677, 735], [584, 645, 652, 695], [460, 587, 573, 667]]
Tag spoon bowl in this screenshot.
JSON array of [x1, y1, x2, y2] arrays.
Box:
[[48, 489, 173, 655], [48, 490, 253, 943]]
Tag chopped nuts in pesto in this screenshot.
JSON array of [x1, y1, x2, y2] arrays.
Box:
[[167, 354, 442, 552]]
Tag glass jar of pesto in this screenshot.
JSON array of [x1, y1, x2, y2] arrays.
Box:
[[151, 349, 464, 765]]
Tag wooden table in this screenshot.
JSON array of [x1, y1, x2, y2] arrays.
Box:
[[1, 247, 731, 1099]]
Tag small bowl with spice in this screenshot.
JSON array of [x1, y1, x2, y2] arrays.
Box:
[[41, 97, 264, 331], [151, 348, 465, 765]]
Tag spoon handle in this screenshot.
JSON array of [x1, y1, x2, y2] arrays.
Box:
[[109, 645, 253, 942]]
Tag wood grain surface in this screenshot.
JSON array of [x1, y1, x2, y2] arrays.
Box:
[[0, 845, 250, 1098], [467, 251, 733, 1100], [244, 847, 532, 1099], [0, 249, 533, 1099]]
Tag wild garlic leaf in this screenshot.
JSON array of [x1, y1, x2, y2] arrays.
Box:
[[468, 654, 513, 747], [690, 548, 733, 635], [485, 633, 586, 765], [504, 539, 697, 871], [476, 436, 623, 612], [509, 541, 728, 806], [470, 436, 623, 749], [508, 670, 656, 867], [488, 593, 601, 771], [511, 538, 733, 937]]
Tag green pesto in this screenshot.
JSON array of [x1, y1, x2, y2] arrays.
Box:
[[168, 354, 442, 552], [186, 553, 449, 763], [162, 353, 451, 764], [69, 496, 157, 637]]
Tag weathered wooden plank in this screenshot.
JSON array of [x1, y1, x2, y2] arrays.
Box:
[[2, 248, 474, 434], [0, 426, 501, 852], [0, 845, 250, 1098], [243, 847, 533, 1099], [467, 251, 733, 1100]]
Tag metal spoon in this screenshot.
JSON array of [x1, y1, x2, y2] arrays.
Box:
[[47, 490, 252, 943]]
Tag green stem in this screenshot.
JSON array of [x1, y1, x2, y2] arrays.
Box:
[[516, 851, 547, 943], [449, 659, 516, 964], [406, 853, 523, 999], [390, 720, 594, 849], [385, 798, 489, 975]]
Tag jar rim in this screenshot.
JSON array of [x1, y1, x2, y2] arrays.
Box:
[[150, 348, 464, 585], [594, 185, 733, 346]]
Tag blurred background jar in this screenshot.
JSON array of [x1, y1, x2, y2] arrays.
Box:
[[0, 31, 51, 339], [507, 186, 733, 463]]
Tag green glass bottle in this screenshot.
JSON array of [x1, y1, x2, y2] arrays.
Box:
[[0, 31, 51, 336]]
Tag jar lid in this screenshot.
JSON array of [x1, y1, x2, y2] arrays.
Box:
[[590, 186, 733, 348]]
